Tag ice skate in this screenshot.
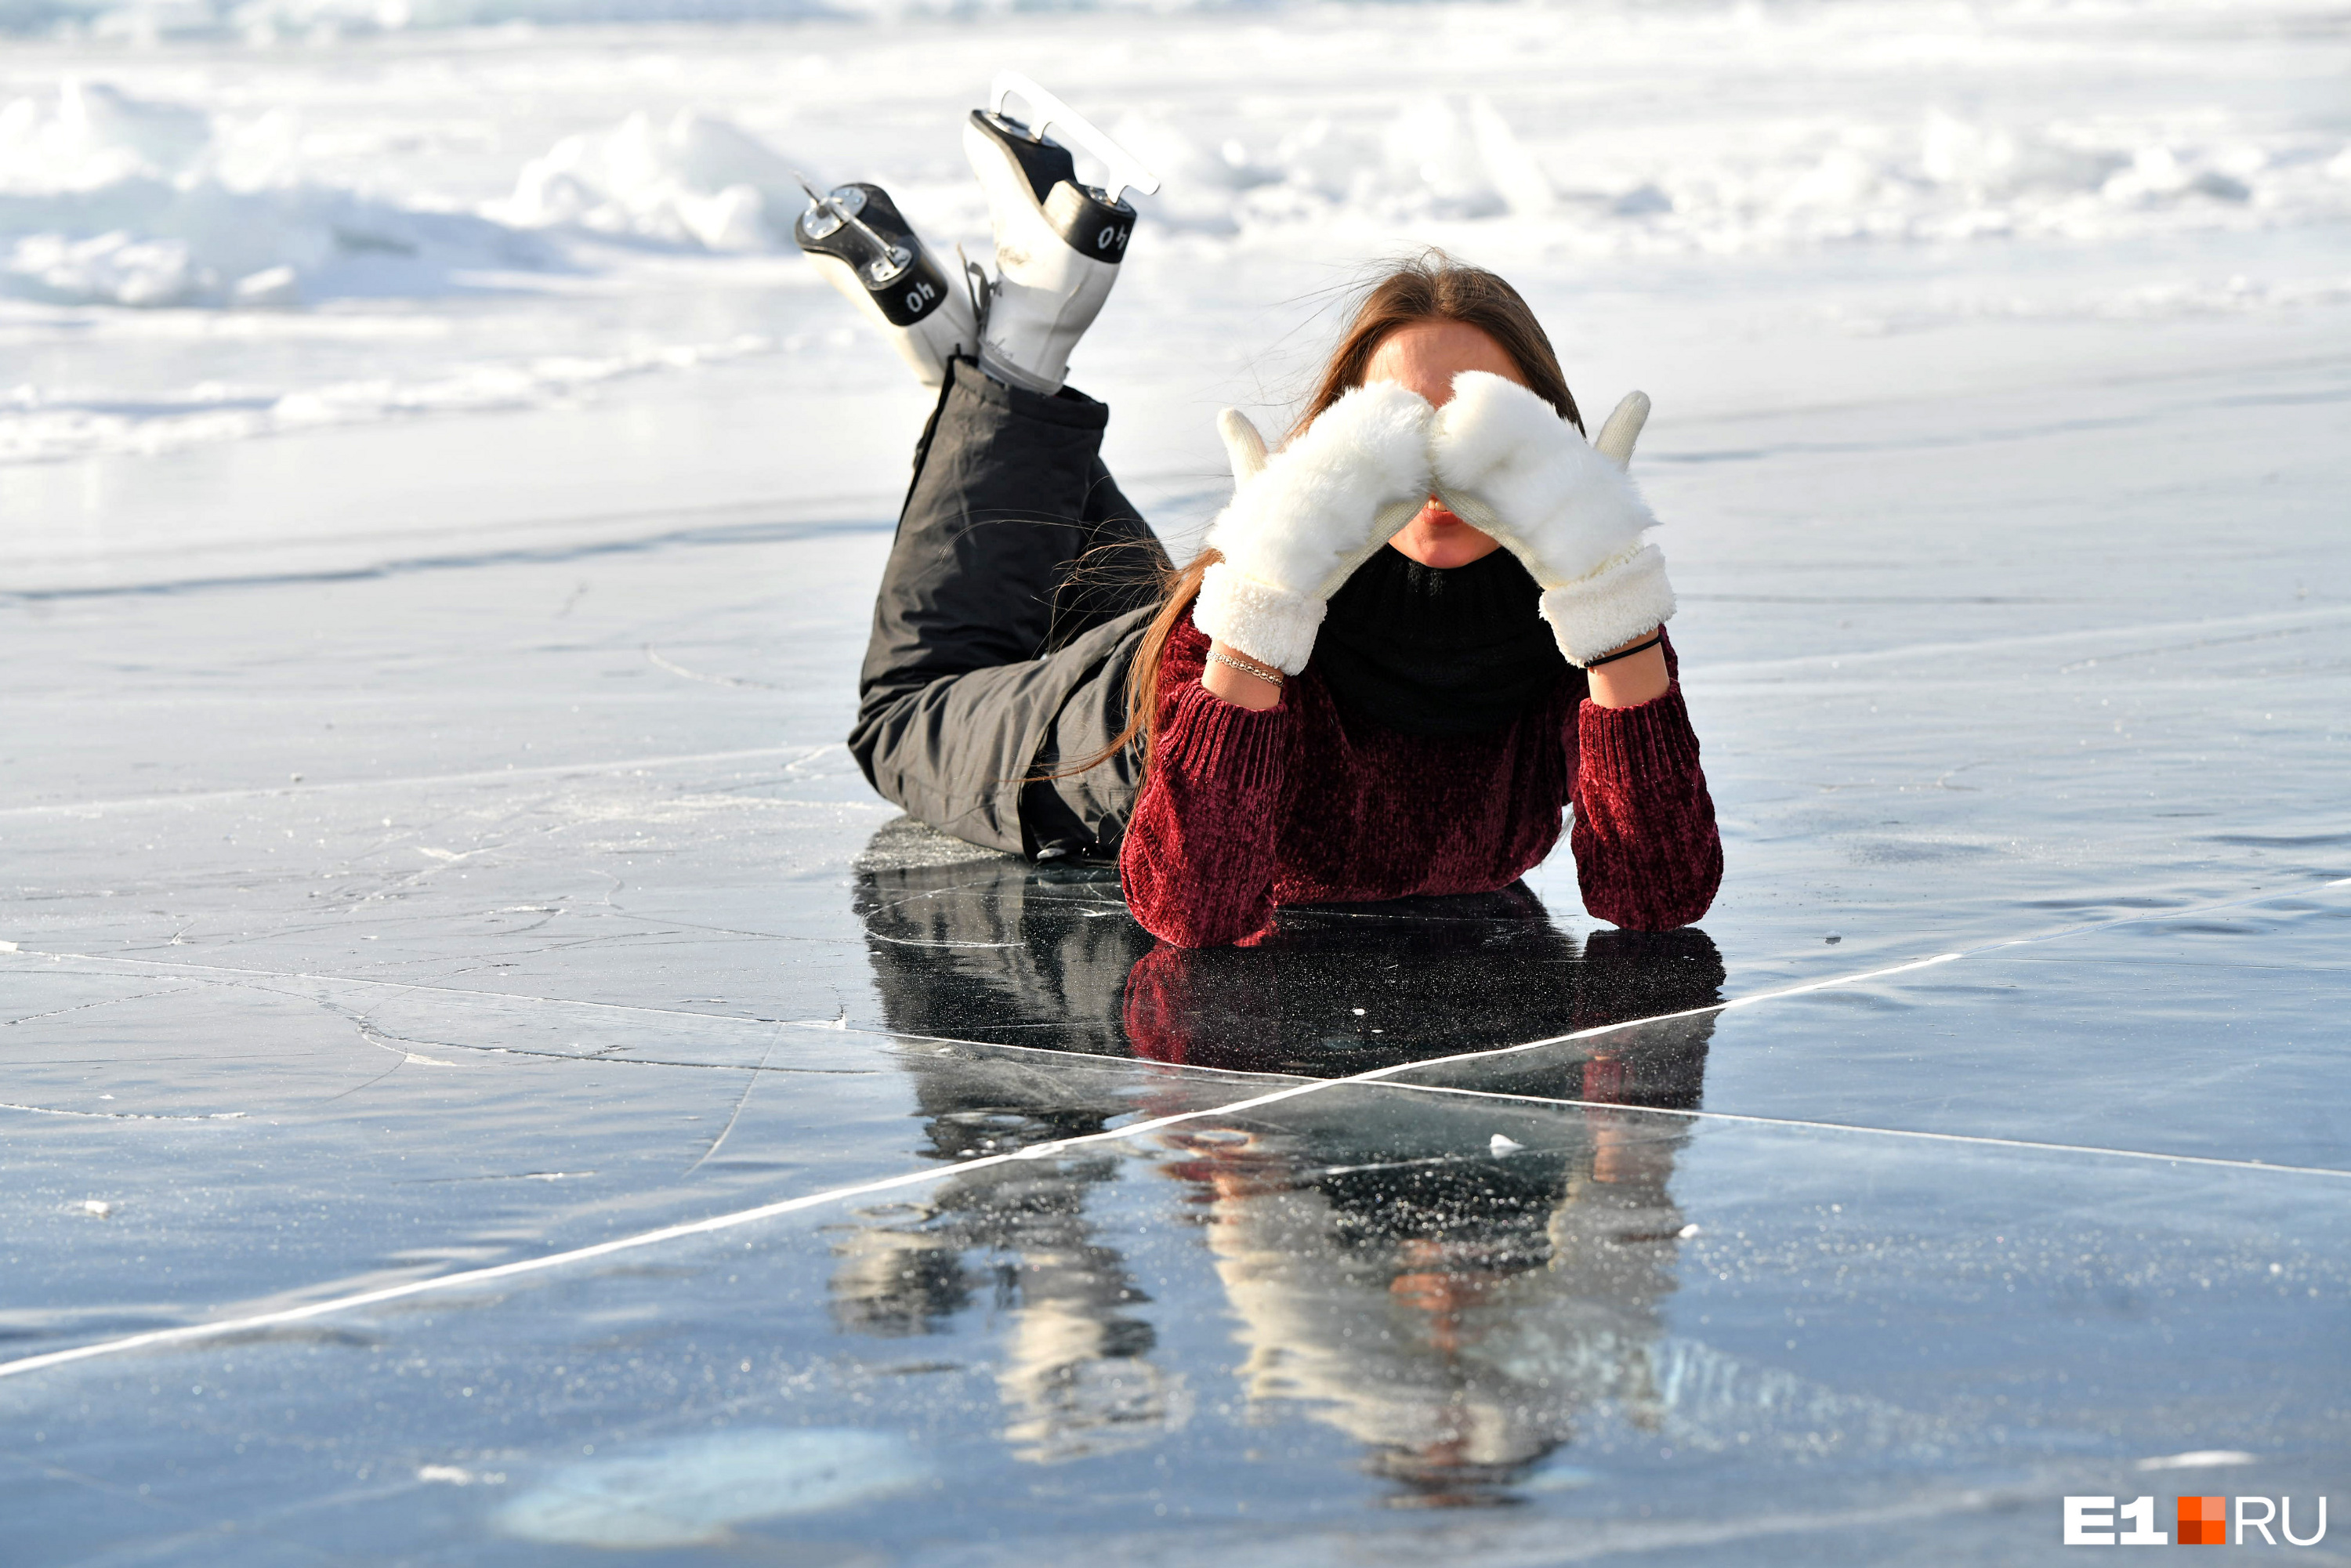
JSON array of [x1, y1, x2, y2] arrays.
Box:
[[793, 178, 976, 388], [963, 71, 1160, 394]]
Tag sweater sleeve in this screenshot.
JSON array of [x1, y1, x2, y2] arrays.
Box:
[[1118, 621, 1291, 948], [1570, 636, 1722, 930]]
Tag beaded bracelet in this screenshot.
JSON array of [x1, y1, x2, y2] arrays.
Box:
[[1583, 632, 1663, 669], [1207, 649, 1284, 686]]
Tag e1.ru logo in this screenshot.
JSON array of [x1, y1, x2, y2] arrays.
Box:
[[2064, 1494, 2329, 1545]]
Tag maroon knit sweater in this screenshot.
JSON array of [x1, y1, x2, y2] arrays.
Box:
[[1118, 617, 1722, 948]]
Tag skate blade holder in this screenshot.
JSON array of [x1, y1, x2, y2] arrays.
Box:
[[792, 173, 915, 285], [990, 71, 1162, 208]]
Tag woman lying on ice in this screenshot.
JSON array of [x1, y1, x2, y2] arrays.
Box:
[[798, 83, 1720, 950]]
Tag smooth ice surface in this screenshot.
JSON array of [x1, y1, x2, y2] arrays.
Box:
[[493, 1428, 933, 1547], [5, 2, 2350, 1563]]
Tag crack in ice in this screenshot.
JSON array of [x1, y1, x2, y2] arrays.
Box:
[[1, 1102, 247, 1122], [0, 744, 831, 819], [2, 880, 2342, 1380], [0, 950, 1955, 1382]]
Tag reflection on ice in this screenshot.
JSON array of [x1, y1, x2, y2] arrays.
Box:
[[832, 828, 1948, 1508], [1153, 1094, 1947, 1501], [852, 817, 1726, 1077], [832, 822, 1906, 1504], [493, 1426, 930, 1548], [1176, 1114, 1687, 1506], [828, 1150, 1191, 1464]]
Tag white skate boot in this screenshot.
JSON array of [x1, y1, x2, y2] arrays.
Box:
[[963, 73, 1160, 394], [793, 179, 976, 388]]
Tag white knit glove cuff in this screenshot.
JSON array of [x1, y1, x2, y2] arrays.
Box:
[[1541, 545, 1677, 668], [1192, 561, 1326, 676]]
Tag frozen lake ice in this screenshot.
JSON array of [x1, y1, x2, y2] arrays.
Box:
[[4, 1, 2349, 1560]]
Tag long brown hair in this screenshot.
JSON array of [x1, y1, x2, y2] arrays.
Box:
[[1070, 252, 1581, 781]]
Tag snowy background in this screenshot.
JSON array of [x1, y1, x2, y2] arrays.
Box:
[[4, 0, 2347, 586]]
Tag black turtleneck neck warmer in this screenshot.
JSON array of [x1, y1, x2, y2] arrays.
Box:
[[1311, 544, 1569, 739]]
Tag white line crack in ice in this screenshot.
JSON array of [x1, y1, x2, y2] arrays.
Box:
[[0, 951, 1954, 1382], [3, 879, 2345, 1382], [0, 744, 832, 818]]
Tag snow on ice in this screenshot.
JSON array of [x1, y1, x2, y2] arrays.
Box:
[[2, 0, 2347, 520]]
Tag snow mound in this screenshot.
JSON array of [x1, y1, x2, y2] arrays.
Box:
[[1124, 96, 2344, 253], [16, 0, 1154, 40], [0, 80, 544, 307], [491, 110, 805, 252], [0, 86, 813, 308]]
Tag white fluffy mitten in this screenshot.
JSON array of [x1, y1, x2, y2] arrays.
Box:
[[1429, 371, 1675, 667], [1193, 382, 1435, 675]]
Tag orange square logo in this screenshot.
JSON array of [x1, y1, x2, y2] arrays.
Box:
[[2177, 1495, 2228, 1545]]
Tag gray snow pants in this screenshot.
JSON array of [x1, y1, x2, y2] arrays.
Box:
[[848, 357, 1172, 860]]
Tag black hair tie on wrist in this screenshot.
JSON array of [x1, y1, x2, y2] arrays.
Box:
[[1584, 632, 1663, 669]]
